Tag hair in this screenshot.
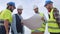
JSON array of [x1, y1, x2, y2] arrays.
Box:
[[6, 5, 13, 12], [7, 6, 9, 9]]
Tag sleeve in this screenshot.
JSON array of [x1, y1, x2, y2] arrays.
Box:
[[21, 16, 23, 23], [3, 11, 12, 22], [11, 15, 18, 34], [53, 8, 60, 23], [53, 8, 59, 19]]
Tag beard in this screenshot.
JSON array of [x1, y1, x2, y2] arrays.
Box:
[[35, 11, 39, 14], [9, 8, 14, 12], [18, 12, 22, 15]]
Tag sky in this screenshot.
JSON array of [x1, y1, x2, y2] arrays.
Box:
[[0, 0, 46, 19], [0, 0, 60, 34], [0, 0, 60, 19]]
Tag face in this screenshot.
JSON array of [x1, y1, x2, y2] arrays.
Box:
[[34, 8, 38, 13], [9, 6, 15, 11], [17, 9, 23, 15], [46, 3, 53, 9]]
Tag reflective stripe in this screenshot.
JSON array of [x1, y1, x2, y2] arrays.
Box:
[[48, 8, 60, 33], [49, 9, 54, 19], [48, 28, 60, 33], [0, 20, 11, 26], [48, 21, 59, 27], [31, 27, 45, 32], [37, 27, 45, 32], [0, 19, 4, 21], [31, 26, 45, 32], [31, 13, 45, 32], [48, 23, 59, 27], [48, 27, 59, 29], [0, 20, 4, 26], [31, 23, 46, 32], [48, 21, 56, 23], [0, 23, 4, 25]]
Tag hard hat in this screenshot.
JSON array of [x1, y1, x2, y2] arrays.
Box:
[[7, 2, 16, 8], [46, 0, 51, 1], [17, 5, 23, 10], [44, 1, 53, 6], [33, 5, 38, 9]]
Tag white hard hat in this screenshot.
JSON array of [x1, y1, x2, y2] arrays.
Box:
[[17, 5, 23, 9], [33, 5, 38, 9]]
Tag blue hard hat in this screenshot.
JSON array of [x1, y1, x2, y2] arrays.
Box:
[[7, 2, 16, 8], [46, 0, 51, 1], [44, 1, 53, 6]]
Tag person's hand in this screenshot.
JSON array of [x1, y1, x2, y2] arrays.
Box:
[[21, 22, 24, 25], [41, 17, 45, 21]]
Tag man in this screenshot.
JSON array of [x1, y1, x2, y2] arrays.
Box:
[[11, 5, 24, 34], [31, 5, 46, 34], [0, 2, 15, 34], [44, 0, 60, 34]]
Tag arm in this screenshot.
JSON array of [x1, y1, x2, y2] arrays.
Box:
[[4, 19, 9, 34], [53, 8, 59, 19], [21, 16, 24, 25], [53, 8, 60, 28], [11, 15, 18, 34], [3, 10, 12, 34]]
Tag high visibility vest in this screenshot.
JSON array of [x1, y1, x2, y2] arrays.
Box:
[[48, 9, 60, 33], [0, 9, 12, 23], [31, 8, 60, 33], [31, 13, 46, 32]]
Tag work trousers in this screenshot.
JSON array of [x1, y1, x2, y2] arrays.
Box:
[[0, 26, 6, 34]]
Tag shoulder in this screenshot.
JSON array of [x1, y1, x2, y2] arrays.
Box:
[[53, 7, 59, 12], [12, 14, 17, 17], [3, 9, 11, 13], [53, 7, 59, 11], [12, 14, 18, 18], [0, 9, 11, 16]]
